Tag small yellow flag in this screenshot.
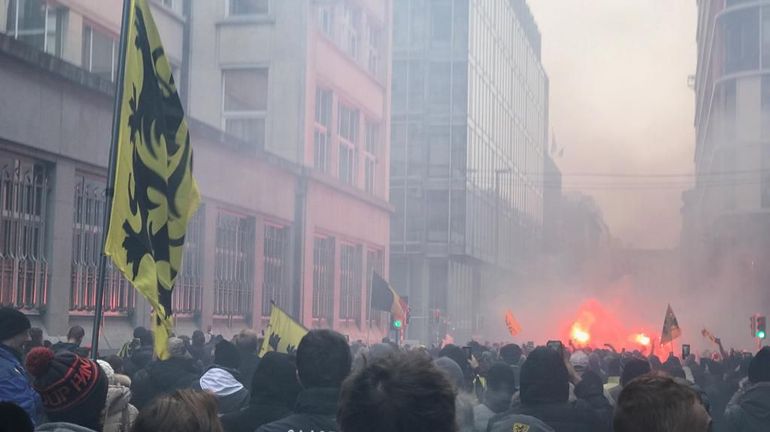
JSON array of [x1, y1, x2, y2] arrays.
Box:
[[259, 304, 309, 357], [104, 0, 200, 360]]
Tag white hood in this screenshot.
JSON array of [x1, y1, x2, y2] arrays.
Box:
[[199, 368, 244, 396]]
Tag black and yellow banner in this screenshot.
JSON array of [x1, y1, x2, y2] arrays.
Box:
[[259, 304, 308, 357], [105, 0, 200, 360]]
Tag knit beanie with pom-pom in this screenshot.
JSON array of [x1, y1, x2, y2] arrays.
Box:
[[25, 347, 108, 430]]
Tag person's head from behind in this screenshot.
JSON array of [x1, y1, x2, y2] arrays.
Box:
[[235, 329, 259, 354], [67, 325, 85, 345], [614, 374, 711, 432], [519, 346, 569, 405], [0, 307, 31, 352], [214, 339, 240, 369], [484, 362, 516, 413], [29, 327, 43, 345], [338, 351, 457, 432], [191, 330, 206, 347], [250, 352, 301, 408], [0, 402, 34, 432], [25, 347, 108, 431], [621, 358, 652, 387], [748, 346, 770, 384], [132, 389, 223, 432], [499, 344, 523, 366], [297, 329, 351, 389], [106, 354, 124, 375]]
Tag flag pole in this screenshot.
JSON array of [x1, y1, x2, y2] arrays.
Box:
[[366, 270, 373, 346], [90, 0, 133, 360]]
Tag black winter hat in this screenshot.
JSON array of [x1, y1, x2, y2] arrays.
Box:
[[214, 340, 240, 369], [0, 307, 30, 342], [519, 347, 569, 405], [749, 346, 770, 384], [25, 347, 108, 430]]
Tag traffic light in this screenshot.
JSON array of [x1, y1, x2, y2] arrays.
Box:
[[751, 315, 757, 338], [391, 318, 403, 329], [757, 316, 767, 339]]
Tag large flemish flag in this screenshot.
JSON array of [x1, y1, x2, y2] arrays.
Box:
[[660, 304, 682, 345], [105, 0, 200, 360], [371, 272, 405, 321], [259, 304, 308, 357]]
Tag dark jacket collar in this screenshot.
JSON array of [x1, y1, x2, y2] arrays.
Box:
[[294, 387, 340, 415]]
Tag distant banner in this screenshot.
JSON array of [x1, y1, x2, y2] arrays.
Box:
[[505, 309, 522, 337], [660, 304, 682, 345], [258, 304, 308, 357]]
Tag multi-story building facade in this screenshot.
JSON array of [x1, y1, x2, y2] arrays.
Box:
[[0, 0, 392, 344], [683, 0, 770, 318], [390, 0, 548, 344]]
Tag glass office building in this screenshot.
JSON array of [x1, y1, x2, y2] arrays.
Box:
[[390, 0, 548, 343]]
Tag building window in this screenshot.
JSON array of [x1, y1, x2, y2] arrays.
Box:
[[318, 4, 335, 38], [364, 121, 379, 194], [0, 156, 48, 311], [341, 5, 360, 60], [314, 88, 333, 172], [338, 105, 359, 185], [6, 0, 67, 56], [367, 26, 382, 77], [431, 1, 452, 44], [214, 212, 254, 318], [262, 224, 290, 316], [227, 0, 269, 16], [71, 176, 135, 314], [365, 249, 384, 325], [722, 7, 759, 74], [312, 236, 334, 324], [339, 244, 361, 323], [82, 25, 117, 81], [174, 205, 204, 315], [427, 190, 449, 242], [161, 0, 174, 9], [222, 68, 268, 148]]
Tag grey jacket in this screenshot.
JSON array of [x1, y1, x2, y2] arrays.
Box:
[[724, 382, 770, 432]]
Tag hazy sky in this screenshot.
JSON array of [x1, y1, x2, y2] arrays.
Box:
[[528, 1, 697, 249]]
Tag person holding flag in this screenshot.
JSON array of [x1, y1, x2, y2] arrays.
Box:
[[92, 0, 200, 360]]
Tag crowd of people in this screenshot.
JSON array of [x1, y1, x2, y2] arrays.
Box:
[[1, 305, 770, 431]]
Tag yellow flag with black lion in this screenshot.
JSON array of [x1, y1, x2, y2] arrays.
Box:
[[105, 0, 200, 360]]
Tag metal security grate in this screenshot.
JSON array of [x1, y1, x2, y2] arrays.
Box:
[[214, 212, 254, 318], [174, 205, 204, 315], [312, 236, 334, 324], [339, 244, 361, 324], [262, 224, 289, 316], [0, 160, 48, 310], [70, 176, 134, 314]]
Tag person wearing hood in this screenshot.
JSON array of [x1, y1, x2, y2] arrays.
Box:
[[607, 358, 651, 406], [724, 346, 770, 431], [488, 347, 610, 432], [256, 330, 351, 432], [474, 362, 553, 432], [95, 360, 138, 432], [196, 340, 249, 415], [25, 347, 108, 432], [0, 307, 44, 426], [130, 337, 200, 410], [220, 352, 301, 432], [435, 356, 476, 432]]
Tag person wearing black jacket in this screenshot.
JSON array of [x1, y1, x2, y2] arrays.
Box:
[[488, 347, 611, 432], [256, 330, 351, 432], [234, 329, 260, 390], [220, 352, 301, 432], [130, 337, 200, 410]]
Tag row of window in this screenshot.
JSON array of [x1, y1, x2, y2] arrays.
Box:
[[311, 235, 384, 326], [316, 2, 385, 80], [314, 87, 381, 194]]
